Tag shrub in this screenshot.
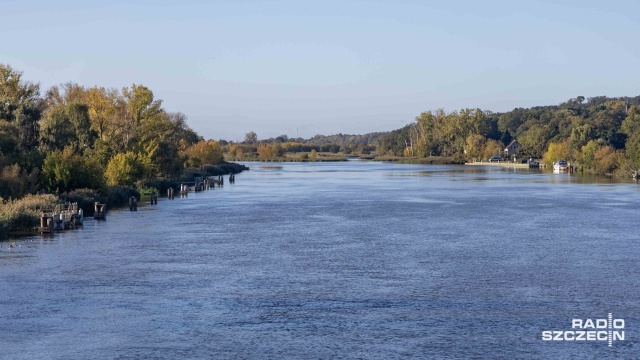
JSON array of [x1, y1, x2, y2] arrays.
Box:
[[106, 186, 140, 208], [593, 146, 621, 174], [0, 164, 40, 198], [42, 147, 105, 193], [60, 188, 104, 216], [144, 179, 174, 194], [0, 194, 58, 235]]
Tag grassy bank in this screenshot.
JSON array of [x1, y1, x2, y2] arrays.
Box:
[[0, 161, 250, 238], [0, 194, 58, 238], [0, 186, 141, 239]]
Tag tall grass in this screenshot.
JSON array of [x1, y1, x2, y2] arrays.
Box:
[[0, 194, 57, 236]]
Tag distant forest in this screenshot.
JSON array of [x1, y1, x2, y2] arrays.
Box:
[[225, 95, 640, 175], [375, 96, 640, 175]]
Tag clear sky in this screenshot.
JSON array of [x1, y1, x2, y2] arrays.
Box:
[[1, 0, 639, 141]]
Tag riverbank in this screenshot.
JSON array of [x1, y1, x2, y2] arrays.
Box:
[[373, 156, 464, 164], [465, 161, 545, 168], [227, 156, 348, 162], [0, 161, 249, 239]]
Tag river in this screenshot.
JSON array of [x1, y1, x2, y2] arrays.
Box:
[[1, 161, 638, 359]]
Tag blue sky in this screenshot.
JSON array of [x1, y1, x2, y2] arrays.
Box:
[[1, 0, 639, 141]]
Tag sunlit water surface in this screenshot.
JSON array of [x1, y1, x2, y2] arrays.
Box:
[[1, 162, 638, 359]]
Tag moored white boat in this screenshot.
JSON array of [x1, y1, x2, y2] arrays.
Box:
[[553, 159, 568, 171]]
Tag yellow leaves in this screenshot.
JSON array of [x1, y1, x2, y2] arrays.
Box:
[[104, 152, 146, 187], [542, 140, 571, 165], [257, 143, 284, 160], [185, 140, 223, 167]]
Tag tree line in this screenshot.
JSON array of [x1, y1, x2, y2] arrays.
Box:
[[377, 96, 640, 175], [0, 64, 224, 199], [219, 131, 376, 160]]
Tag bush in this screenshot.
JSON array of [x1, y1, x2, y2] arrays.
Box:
[[144, 179, 174, 194], [106, 186, 140, 208], [0, 164, 40, 199], [60, 188, 104, 216], [593, 146, 621, 174], [0, 194, 58, 236], [42, 147, 106, 193]]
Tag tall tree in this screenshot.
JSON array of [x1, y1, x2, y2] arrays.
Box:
[[0, 64, 42, 151], [244, 131, 258, 144]]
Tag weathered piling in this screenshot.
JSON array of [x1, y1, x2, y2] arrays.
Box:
[[194, 176, 203, 192], [52, 212, 64, 230], [94, 202, 107, 220], [38, 214, 54, 234], [129, 196, 138, 211]]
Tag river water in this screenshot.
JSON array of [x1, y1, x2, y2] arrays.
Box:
[[1, 161, 638, 359]]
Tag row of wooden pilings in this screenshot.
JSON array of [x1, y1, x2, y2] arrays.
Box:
[[168, 175, 228, 199], [38, 203, 87, 234], [39, 174, 238, 234], [129, 192, 157, 211]]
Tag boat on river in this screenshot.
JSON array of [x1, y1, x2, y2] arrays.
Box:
[[553, 159, 568, 171]]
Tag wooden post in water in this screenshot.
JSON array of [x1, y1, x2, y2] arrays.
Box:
[[129, 196, 138, 211], [94, 202, 107, 220], [39, 213, 53, 234]]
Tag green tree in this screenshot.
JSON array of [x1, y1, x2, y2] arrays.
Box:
[[42, 147, 105, 192], [39, 102, 93, 152], [519, 124, 551, 158], [104, 152, 146, 187], [0, 64, 42, 151], [0, 121, 20, 158], [579, 140, 599, 169], [39, 106, 74, 151], [465, 134, 485, 160], [0, 163, 39, 198], [245, 131, 258, 144], [482, 139, 504, 160]]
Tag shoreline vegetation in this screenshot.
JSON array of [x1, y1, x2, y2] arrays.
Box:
[[0, 64, 248, 238], [221, 97, 640, 179], [3, 63, 640, 237]]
